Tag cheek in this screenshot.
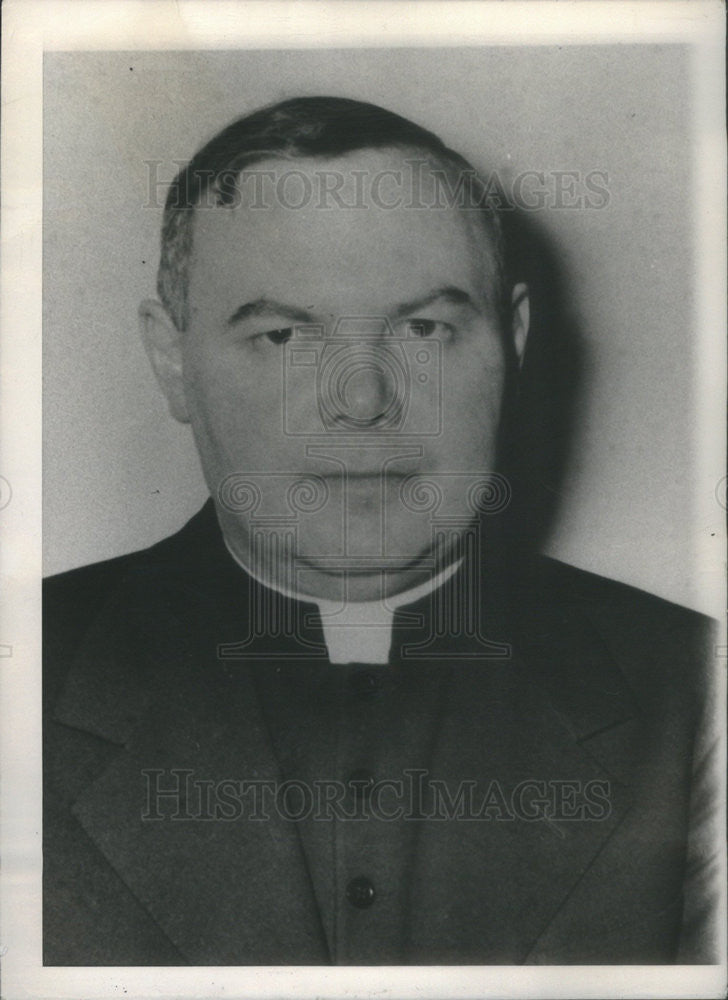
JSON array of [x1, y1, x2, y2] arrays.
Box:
[[182, 339, 262, 418], [181, 353, 230, 430], [441, 341, 507, 439], [181, 347, 297, 479], [180, 348, 245, 458]]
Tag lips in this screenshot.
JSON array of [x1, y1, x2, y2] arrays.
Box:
[[322, 470, 410, 482]]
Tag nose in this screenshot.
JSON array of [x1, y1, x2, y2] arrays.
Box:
[[318, 321, 408, 431], [337, 355, 393, 426]]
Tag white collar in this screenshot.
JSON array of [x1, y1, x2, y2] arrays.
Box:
[[224, 538, 462, 665]]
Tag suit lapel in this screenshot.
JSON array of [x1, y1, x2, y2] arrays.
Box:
[[402, 561, 641, 963], [53, 510, 330, 965]]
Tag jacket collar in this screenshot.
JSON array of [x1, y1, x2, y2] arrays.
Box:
[[56, 498, 638, 750]]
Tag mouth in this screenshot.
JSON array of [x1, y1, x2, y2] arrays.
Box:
[[321, 469, 410, 482], [324, 471, 411, 502], [344, 471, 400, 482]]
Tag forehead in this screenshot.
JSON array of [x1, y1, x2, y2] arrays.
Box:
[[188, 148, 498, 316]]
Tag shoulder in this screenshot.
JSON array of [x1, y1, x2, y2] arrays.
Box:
[[43, 503, 218, 705], [44, 501, 217, 619], [44, 549, 148, 711], [44, 549, 143, 623], [529, 555, 716, 703], [533, 554, 710, 629], [44, 535, 173, 643]]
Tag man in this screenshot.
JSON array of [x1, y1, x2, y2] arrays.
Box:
[[43, 97, 718, 966]]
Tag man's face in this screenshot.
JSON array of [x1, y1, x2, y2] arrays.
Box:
[[144, 148, 527, 600]]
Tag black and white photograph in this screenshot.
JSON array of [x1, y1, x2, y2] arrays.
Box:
[[2, 2, 726, 998]]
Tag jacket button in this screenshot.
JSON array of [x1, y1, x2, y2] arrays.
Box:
[[346, 876, 376, 908], [349, 670, 381, 697], [347, 769, 375, 800]]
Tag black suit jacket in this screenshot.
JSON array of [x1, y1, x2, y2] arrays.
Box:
[[43, 502, 717, 965]]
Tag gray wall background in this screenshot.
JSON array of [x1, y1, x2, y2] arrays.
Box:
[[43, 46, 703, 609]]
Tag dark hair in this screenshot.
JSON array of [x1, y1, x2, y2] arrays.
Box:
[[157, 96, 506, 331]]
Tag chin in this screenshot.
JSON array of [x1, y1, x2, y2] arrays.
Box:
[[294, 523, 441, 600], [296, 558, 435, 603]]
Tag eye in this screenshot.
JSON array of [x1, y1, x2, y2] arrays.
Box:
[[400, 318, 452, 339], [258, 327, 294, 345]]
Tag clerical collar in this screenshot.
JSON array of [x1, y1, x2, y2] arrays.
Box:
[[223, 539, 462, 665]]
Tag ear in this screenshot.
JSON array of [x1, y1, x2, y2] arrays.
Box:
[[510, 282, 530, 369], [138, 299, 190, 423]]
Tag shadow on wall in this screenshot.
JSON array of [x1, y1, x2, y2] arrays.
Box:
[[500, 206, 587, 556]]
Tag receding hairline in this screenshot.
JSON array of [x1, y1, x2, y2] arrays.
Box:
[[185, 147, 504, 328], [156, 99, 507, 332]]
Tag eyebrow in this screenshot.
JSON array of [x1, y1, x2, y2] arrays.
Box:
[[388, 285, 476, 320], [226, 285, 476, 328], [227, 298, 315, 327]]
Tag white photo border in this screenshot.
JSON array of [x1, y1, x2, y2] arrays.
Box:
[[2, 2, 725, 998]]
